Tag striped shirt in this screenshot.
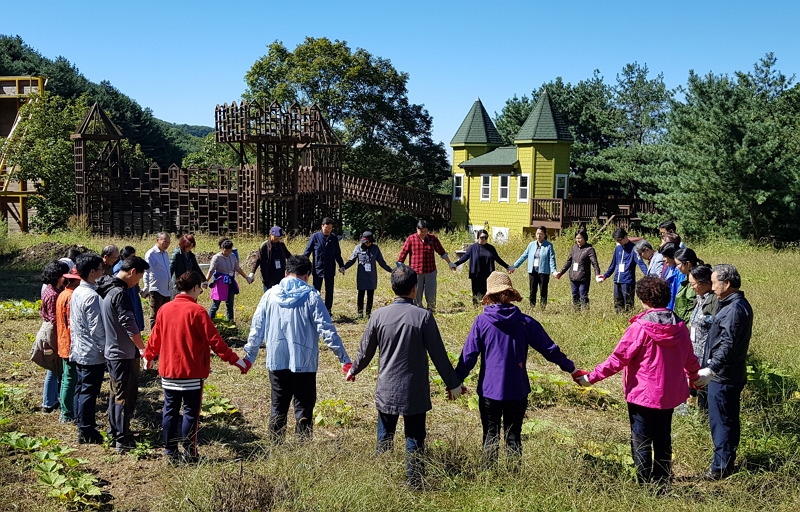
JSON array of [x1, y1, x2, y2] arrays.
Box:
[[161, 377, 204, 391]]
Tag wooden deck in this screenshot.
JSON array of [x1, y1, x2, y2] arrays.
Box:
[[531, 198, 656, 231]]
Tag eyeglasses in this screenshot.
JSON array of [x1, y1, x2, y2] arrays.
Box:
[[478, 236, 488, 240]]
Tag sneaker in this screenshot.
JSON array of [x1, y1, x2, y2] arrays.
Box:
[[41, 403, 60, 414], [59, 415, 76, 424]]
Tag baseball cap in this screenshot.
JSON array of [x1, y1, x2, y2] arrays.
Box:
[[270, 226, 284, 237]]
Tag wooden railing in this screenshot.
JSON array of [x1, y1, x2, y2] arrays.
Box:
[[341, 173, 451, 220], [531, 198, 656, 229]]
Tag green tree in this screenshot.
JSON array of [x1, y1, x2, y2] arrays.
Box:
[[653, 54, 800, 240], [182, 133, 238, 168], [244, 37, 449, 234]]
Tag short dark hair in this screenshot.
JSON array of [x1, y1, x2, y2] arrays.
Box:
[[659, 221, 677, 232], [76, 253, 103, 280], [175, 271, 203, 292], [477, 229, 489, 239], [416, 219, 428, 230], [286, 255, 312, 276], [712, 264, 741, 288], [636, 276, 671, 308], [321, 217, 334, 226], [119, 256, 150, 273], [41, 260, 69, 286], [674, 247, 703, 267], [391, 265, 418, 296], [536, 226, 548, 239], [63, 247, 83, 262], [659, 242, 678, 259], [178, 234, 196, 251], [218, 238, 233, 250], [120, 246, 136, 259], [612, 227, 627, 239], [690, 264, 713, 284], [575, 229, 588, 242], [101, 245, 119, 258], [662, 232, 681, 246]]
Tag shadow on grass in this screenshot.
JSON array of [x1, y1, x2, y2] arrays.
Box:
[[0, 271, 41, 301]]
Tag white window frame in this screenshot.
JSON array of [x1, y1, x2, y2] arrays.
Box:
[[498, 175, 510, 202], [555, 174, 568, 199], [517, 174, 530, 203], [453, 174, 464, 201], [480, 175, 491, 202]]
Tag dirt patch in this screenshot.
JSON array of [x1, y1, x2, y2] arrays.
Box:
[[195, 251, 215, 264], [0, 242, 90, 270]]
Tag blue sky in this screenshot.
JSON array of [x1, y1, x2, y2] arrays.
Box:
[[4, 0, 799, 152]]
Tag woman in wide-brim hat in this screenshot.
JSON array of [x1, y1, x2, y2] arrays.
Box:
[[454, 271, 587, 466]]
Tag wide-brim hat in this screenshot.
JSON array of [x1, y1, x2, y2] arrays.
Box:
[[485, 271, 516, 295]]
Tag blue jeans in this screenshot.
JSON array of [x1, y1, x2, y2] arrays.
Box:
[[209, 294, 235, 321], [708, 380, 744, 473], [42, 369, 61, 409], [377, 411, 427, 485], [75, 363, 106, 439], [570, 280, 591, 309], [162, 387, 203, 456], [627, 402, 674, 482]]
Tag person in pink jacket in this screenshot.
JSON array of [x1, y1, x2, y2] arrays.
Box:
[[576, 276, 701, 485]]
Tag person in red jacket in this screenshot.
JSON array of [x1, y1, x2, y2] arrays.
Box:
[[143, 271, 252, 463]]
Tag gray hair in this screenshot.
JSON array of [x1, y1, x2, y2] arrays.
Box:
[[712, 264, 741, 288], [101, 245, 119, 257], [156, 232, 170, 241], [634, 240, 653, 254]]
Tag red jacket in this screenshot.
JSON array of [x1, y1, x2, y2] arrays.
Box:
[[144, 294, 240, 379]]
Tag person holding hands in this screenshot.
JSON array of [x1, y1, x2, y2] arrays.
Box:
[[555, 228, 602, 311], [340, 231, 392, 318], [510, 226, 556, 310], [453, 229, 512, 305], [597, 228, 648, 313], [206, 238, 252, 322], [397, 220, 457, 313]]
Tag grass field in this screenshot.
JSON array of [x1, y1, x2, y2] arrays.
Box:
[[0, 230, 798, 511]]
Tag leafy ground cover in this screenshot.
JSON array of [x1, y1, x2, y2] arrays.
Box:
[[0, 231, 798, 511]]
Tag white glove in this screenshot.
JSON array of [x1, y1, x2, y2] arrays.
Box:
[[595, 276, 605, 283], [448, 262, 457, 269], [576, 375, 590, 387], [693, 368, 715, 387], [142, 357, 153, 371], [447, 383, 465, 400], [248, 272, 255, 281], [246, 275, 254, 285]]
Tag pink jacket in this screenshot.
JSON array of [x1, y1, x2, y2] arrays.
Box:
[[589, 308, 701, 410]]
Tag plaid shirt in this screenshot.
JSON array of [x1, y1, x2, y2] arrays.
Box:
[[397, 234, 447, 274], [41, 284, 61, 323]]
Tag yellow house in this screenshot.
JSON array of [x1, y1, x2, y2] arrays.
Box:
[[450, 90, 573, 241]]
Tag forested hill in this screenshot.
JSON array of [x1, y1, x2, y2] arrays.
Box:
[[0, 35, 212, 165]]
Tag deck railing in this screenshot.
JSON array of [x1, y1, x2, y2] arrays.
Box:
[[531, 198, 656, 229]]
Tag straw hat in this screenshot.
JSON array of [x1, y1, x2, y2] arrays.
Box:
[[485, 271, 515, 295]]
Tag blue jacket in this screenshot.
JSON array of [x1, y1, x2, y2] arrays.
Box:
[[514, 240, 557, 274], [243, 276, 350, 372], [603, 241, 647, 284], [113, 260, 145, 331], [304, 231, 345, 278]]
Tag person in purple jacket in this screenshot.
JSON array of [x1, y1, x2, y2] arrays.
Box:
[[455, 271, 588, 467]]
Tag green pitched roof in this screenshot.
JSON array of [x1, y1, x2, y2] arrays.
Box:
[[458, 146, 518, 168], [450, 98, 504, 146], [514, 89, 573, 142]]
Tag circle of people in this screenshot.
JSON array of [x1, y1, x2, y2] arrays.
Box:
[[31, 218, 751, 488]]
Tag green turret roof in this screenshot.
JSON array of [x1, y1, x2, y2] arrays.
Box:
[[450, 98, 504, 146], [458, 146, 518, 169], [514, 89, 573, 142]]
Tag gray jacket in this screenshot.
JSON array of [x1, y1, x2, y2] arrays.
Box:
[[342, 243, 392, 290], [350, 297, 460, 415], [69, 281, 106, 366], [96, 276, 141, 360]]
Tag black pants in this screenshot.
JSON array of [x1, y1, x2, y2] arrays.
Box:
[[708, 380, 744, 474], [471, 272, 490, 305], [357, 289, 375, 316], [269, 370, 317, 442], [570, 280, 591, 310], [613, 282, 636, 314], [162, 387, 203, 456], [312, 273, 335, 313], [528, 271, 550, 307], [75, 363, 106, 440], [107, 358, 141, 448], [149, 292, 171, 329], [377, 411, 427, 486], [627, 402, 674, 483], [478, 396, 527, 465]]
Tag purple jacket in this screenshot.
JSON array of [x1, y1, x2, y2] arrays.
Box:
[[588, 308, 701, 409], [455, 304, 576, 401]]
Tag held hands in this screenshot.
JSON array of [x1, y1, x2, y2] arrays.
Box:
[[571, 369, 591, 387], [554, 272, 562, 280], [235, 358, 253, 375], [339, 267, 346, 275], [245, 275, 254, 285], [447, 383, 467, 400], [343, 362, 355, 382], [693, 368, 715, 388], [595, 276, 606, 284], [507, 265, 515, 274], [449, 262, 457, 272]]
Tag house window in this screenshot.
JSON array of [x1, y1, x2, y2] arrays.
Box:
[[453, 175, 464, 201], [498, 175, 510, 202], [480, 175, 491, 201], [555, 174, 568, 199], [517, 175, 529, 203]]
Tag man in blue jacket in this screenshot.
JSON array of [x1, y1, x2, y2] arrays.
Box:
[[597, 228, 648, 313], [243, 255, 351, 442], [303, 218, 345, 313], [693, 264, 753, 480]]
